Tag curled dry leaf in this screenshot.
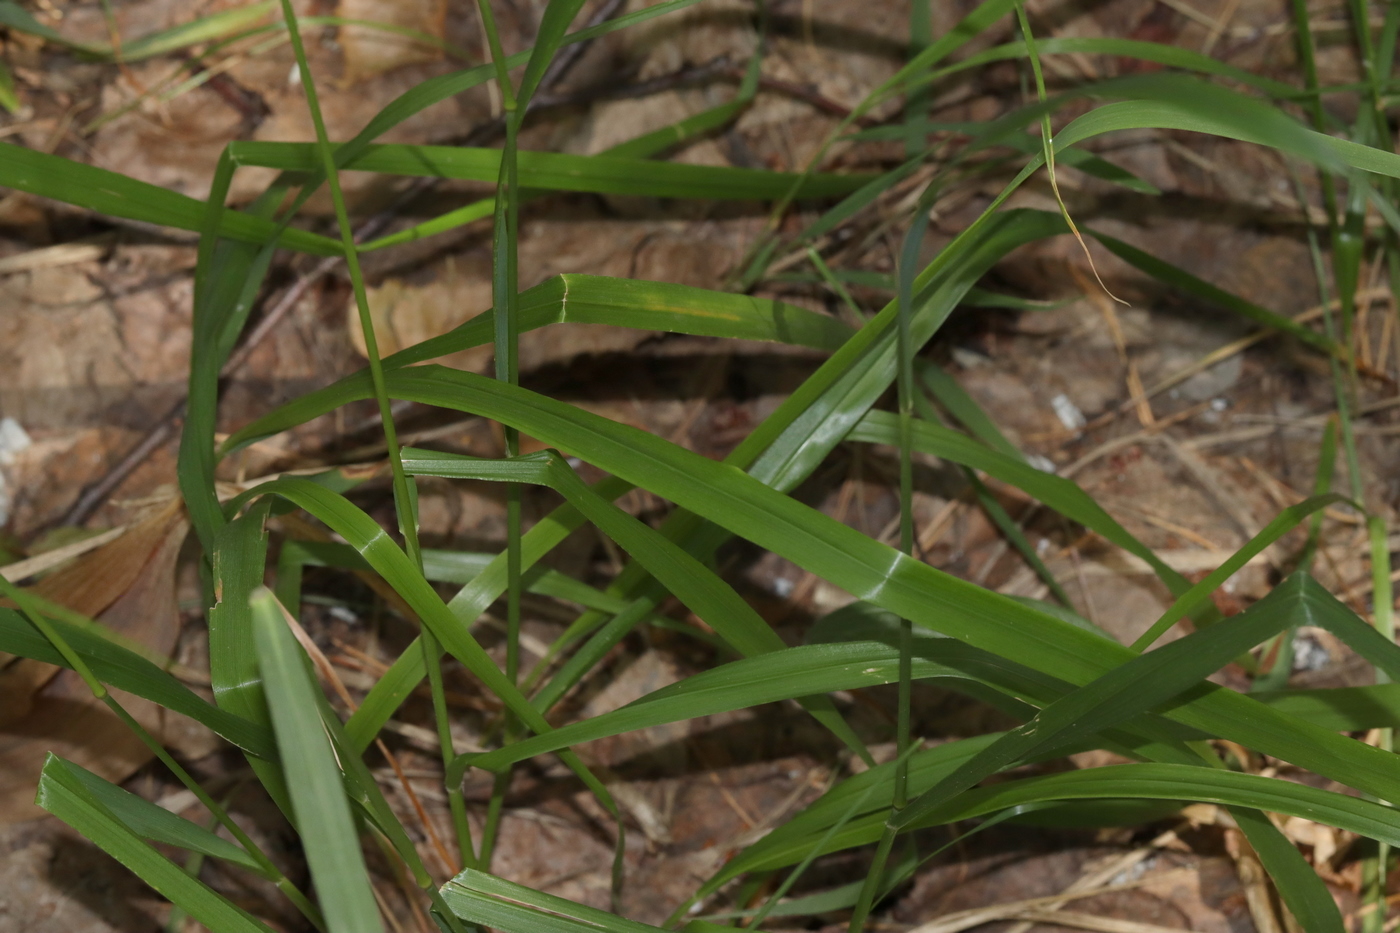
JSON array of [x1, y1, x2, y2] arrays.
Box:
[[0, 497, 190, 822]]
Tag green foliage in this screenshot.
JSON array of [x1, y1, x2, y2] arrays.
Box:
[[2, 0, 1398, 929]]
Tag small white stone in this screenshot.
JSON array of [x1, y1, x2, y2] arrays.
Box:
[[0, 418, 31, 467], [1293, 635, 1330, 672], [951, 347, 991, 369], [771, 577, 794, 598], [1051, 394, 1086, 431], [327, 605, 358, 624]]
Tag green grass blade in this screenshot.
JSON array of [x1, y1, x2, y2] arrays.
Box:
[[250, 589, 384, 933], [1232, 805, 1345, 933], [360, 364, 1400, 807], [0, 57, 18, 113], [1253, 684, 1400, 731], [918, 363, 1033, 461], [401, 448, 869, 764], [443, 868, 669, 932], [0, 608, 275, 759], [850, 410, 1189, 594], [228, 478, 623, 824], [229, 142, 874, 200], [51, 758, 261, 871], [1086, 230, 1341, 354], [221, 273, 855, 455], [457, 641, 1006, 772], [207, 503, 294, 814], [0, 1, 276, 61], [0, 144, 338, 255], [722, 762, 1400, 879], [344, 478, 633, 750], [911, 37, 1300, 101], [1132, 495, 1349, 650], [908, 764, 1400, 845], [119, 2, 277, 60], [290, 539, 631, 613], [891, 574, 1351, 832], [36, 755, 275, 933]]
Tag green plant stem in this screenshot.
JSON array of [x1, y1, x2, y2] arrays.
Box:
[[276, 1, 419, 566], [474, 0, 524, 874], [0, 577, 324, 930], [1367, 513, 1395, 933], [847, 824, 898, 933], [1289, 167, 1365, 505], [424, 626, 476, 870], [277, 0, 474, 887], [893, 211, 927, 811], [805, 246, 867, 324], [850, 204, 930, 933]]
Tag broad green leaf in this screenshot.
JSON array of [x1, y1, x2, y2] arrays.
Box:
[[36, 755, 274, 933], [250, 589, 383, 933]]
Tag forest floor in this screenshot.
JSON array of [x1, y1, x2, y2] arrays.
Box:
[[0, 0, 1396, 930]]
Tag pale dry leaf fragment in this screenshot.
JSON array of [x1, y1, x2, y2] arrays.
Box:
[[0, 498, 190, 823], [348, 270, 492, 366], [338, 0, 447, 86], [0, 526, 126, 584]]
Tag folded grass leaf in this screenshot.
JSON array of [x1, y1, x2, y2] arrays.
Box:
[[36, 755, 275, 933], [250, 589, 383, 933]]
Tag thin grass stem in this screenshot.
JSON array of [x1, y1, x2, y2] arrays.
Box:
[[472, 0, 525, 875], [275, 1, 479, 874]]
